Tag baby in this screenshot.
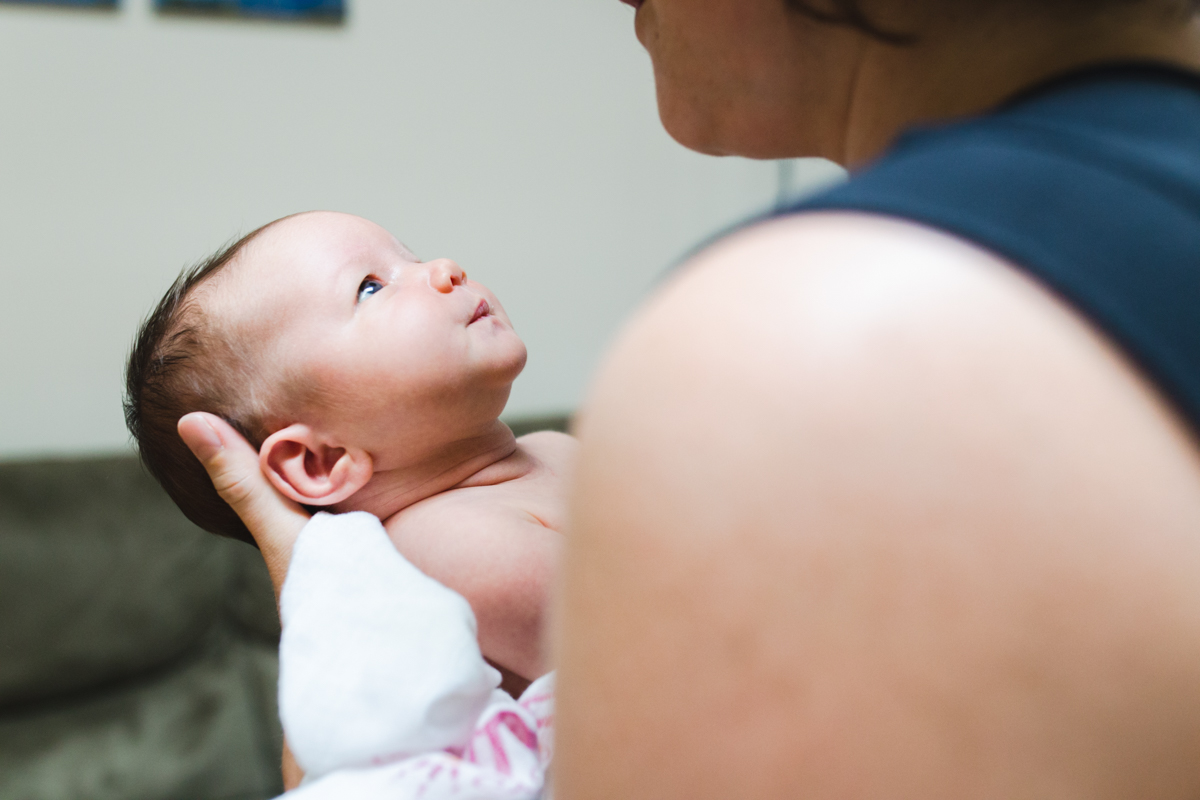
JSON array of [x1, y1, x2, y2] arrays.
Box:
[[125, 210, 574, 688]]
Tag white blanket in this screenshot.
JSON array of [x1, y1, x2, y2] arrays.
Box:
[[277, 512, 554, 799]]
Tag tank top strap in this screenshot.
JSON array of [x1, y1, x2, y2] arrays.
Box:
[[782, 62, 1200, 435]]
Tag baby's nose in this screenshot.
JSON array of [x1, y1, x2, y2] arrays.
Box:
[[429, 259, 466, 294]]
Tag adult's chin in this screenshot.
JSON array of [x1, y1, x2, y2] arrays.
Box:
[[631, 0, 649, 46], [654, 79, 731, 157], [656, 76, 833, 160]]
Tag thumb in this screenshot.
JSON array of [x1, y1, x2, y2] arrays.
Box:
[[178, 412, 309, 589]]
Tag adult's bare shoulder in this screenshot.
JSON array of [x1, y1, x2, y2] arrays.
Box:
[[556, 212, 1200, 799]]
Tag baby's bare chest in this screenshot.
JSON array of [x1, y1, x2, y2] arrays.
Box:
[[388, 468, 567, 543]]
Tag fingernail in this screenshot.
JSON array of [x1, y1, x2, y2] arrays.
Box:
[[180, 413, 224, 458]]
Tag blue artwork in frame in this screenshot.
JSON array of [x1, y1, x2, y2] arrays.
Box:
[[156, 0, 343, 22]]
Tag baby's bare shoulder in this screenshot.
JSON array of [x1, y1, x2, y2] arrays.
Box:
[[516, 430, 577, 470], [387, 431, 576, 542], [517, 429, 575, 447]]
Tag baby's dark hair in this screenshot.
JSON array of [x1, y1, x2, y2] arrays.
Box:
[[125, 221, 282, 545]]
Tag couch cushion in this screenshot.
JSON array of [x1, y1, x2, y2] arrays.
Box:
[[224, 537, 283, 645], [0, 635, 283, 800], [0, 456, 232, 706]]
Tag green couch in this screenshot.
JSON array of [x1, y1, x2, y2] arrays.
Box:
[[0, 415, 568, 800], [0, 455, 284, 800]]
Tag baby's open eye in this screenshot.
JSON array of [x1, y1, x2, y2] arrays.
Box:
[[357, 278, 384, 303]]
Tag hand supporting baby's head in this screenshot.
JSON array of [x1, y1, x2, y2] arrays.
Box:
[[126, 212, 528, 543]]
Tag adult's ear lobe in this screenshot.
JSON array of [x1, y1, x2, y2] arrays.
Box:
[[259, 424, 373, 507]]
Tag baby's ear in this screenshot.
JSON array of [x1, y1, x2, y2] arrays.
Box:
[[259, 424, 373, 507]]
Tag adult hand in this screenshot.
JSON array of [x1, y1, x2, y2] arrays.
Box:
[[177, 412, 311, 599]]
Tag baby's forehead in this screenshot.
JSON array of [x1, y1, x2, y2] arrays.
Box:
[[257, 211, 416, 264], [201, 212, 414, 322]]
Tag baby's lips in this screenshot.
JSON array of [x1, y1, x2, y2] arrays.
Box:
[[469, 299, 492, 324]]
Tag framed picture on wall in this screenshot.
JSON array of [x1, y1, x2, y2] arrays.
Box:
[[155, 0, 343, 22], [0, 0, 117, 7]]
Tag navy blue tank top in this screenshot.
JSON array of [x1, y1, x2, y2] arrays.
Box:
[[782, 63, 1200, 435]]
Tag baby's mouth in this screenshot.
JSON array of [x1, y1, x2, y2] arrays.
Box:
[[469, 299, 492, 324]]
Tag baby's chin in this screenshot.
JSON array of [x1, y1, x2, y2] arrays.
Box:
[[481, 325, 529, 375], [503, 342, 529, 382]]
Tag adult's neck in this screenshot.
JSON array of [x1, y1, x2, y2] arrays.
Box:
[[333, 419, 520, 520], [838, 8, 1200, 166]]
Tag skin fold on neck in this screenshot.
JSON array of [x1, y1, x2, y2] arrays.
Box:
[[330, 419, 523, 521]]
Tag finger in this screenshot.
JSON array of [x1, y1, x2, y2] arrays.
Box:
[[178, 412, 309, 556]]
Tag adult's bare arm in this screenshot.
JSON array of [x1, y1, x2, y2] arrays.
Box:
[[177, 411, 310, 600], [178, 412, 311, 790], [554, 214, 1200, 798]]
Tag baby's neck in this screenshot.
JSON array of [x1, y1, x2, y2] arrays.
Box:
[[332, 420, 524, 520]]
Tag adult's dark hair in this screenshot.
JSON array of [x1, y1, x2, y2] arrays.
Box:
[[124, 222, 279, 546], [784, 0, 1200, 44]]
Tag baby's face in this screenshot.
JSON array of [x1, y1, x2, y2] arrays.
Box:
[[211, 212, 527, 467]]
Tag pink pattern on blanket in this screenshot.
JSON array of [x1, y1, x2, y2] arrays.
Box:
[[464, 711, 540, 775]]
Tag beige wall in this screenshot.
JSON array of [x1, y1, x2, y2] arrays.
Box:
[[0, 0, 841, 458]]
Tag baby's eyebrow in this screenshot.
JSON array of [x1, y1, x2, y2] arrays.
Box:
[[395, 240, 418, 261], [333, 257, 363, 299]]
